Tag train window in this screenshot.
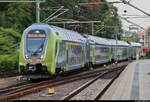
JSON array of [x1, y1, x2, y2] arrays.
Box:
[[94, 46, 109, 61], [68, 45, 82, 65], [27, 38, 46, 53], [56, 42, 66, 66], [26, 30, 46, 53]]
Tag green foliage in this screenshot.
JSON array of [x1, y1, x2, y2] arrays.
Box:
[[40, 0, 122, 38], [145, 50, 150, 59], [0, 27, 21, 54], [0, 3, 35, 33], [0, 27, 21, 72], [121, 33, 140, 42], [0, 1, 122, 38], [0, 55, 18, 73]]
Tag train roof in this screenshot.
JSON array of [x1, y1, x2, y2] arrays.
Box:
[[106, 39, 116, 45], [50, 25, 86, 43], [107, 39, 129, 46], [83, 34, 129, 46], [24, 23, 51, 34], [130, 42, 142, 47], [87, 35, 111, 45], [26, 24, 140, 47], [117, 40, 129, 46], [26, 23, 86, 44]]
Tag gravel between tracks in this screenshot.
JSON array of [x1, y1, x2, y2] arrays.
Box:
[[16, 78, 93, 100], [70, 70, 121, 100]]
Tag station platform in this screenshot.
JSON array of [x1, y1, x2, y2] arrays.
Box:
[[101, 59, 150, 100]]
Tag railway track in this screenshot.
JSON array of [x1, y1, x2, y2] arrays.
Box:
[[0, 81, 30, 95], [62, 65, 125, 100], [0, 62, 128, 100], [0, 70, 19, 78]]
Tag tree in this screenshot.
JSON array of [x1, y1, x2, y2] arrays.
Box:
[[0, 27, 21, 72], [121, 33, 139, 42], [0, 3, 35, 33], [40, 0, 122, 38]]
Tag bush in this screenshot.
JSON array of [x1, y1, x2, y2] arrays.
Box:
[[0, 27, 21, 54], [0, 55, 18, 73], [145, 50, 150, 59], [0, 27, 21, 73]]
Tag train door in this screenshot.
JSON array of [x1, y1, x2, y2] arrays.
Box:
[[114, 46, 117, 62], [89, 45, 95, 65], [66, 44, 69, 71], [109, 46, 112, 61], [67, 44, 83, 71], [85, 39, 90, 66], [56, 42, 66, 72]]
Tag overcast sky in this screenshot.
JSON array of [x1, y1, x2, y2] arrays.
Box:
[[106, 0, 150, 31]]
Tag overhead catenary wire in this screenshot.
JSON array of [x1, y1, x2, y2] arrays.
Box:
[[45, 9, 69, 23], [42, 6, 65, 23], [120, 0, 150, 17], [118, 15, 146, 31]]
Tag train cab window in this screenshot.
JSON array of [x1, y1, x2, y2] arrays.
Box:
[[26, 30, 46, 53]]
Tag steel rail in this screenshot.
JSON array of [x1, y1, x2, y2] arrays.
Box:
[[96, 68, 125, 100], [0, 81, 29, 91], [0, 71, 103, 100], [62, 65, 126, 100], [0, 63, 128, 100]]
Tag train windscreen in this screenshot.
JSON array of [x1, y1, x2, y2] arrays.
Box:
[[27, 30, 46, 53]]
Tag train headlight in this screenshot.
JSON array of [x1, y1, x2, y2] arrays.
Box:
[[40, 54, 44, 59], [25, 55, 29, 59]]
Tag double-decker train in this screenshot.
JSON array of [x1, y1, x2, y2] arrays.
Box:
[[19, 23, 142, 79]]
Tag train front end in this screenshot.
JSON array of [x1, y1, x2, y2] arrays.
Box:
[[19, 24, 57, 79]]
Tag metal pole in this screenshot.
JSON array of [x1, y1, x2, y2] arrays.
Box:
[[63, 23, 66, 28], [114, 23, 118, 62], [36, 0, 40, 23], [92, 23, 94, 35]]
